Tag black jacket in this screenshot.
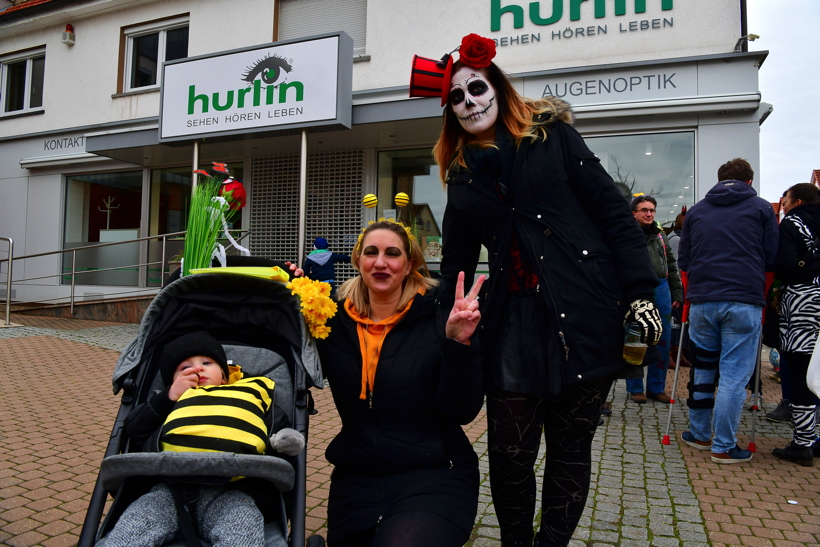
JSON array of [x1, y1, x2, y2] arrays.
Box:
[[777, 203, 820, 287], [440, 98, 657, 386], [317, 288, 483, 476]]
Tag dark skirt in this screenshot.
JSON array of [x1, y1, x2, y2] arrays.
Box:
[[326, 452, 479, 544], [490, 292, 565, 397]]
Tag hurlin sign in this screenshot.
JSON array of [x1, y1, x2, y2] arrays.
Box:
[[491, 0, 673, 30], [159, 33, 353, 142]]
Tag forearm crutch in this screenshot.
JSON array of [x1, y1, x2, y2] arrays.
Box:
[[662, 320, 688, 445], [747, 313, 766, 453]]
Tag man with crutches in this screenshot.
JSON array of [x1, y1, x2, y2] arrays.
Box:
[[674, 158, 778, 464]]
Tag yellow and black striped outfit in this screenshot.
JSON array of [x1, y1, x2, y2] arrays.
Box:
[[160, 377, 275, 455]]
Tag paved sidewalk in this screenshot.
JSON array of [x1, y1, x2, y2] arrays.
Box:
[[2, 315, 819, 546]]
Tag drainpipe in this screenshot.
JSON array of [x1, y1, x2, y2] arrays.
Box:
[[740, 0, 748, 52], [1, 237, 12, 326]]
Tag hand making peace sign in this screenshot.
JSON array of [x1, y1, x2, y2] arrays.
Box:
[[445, 271, 486, 344]]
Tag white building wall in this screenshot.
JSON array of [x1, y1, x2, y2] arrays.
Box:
[[0, 0, 741, 138], [696, 120, 762, 201], [355, 0, 740, 90], [0, 0, 276, 138], [0, 0, 763, 304]]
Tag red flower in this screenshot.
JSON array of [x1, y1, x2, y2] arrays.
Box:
[[220, 179, 247, 210], [193, 169, 210, 176], [211, 162, 230, 174], [458, 34, 496, 69]]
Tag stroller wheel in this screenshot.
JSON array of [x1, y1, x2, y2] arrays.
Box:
[[307, 534, 326, 547]]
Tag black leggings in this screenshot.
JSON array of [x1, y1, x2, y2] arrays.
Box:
[[487, 378, 611, 546], [329, 510, 467, 547], [782, 351, 815, 406]]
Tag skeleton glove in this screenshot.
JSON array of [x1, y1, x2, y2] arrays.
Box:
[[626, 298, 662, 346]]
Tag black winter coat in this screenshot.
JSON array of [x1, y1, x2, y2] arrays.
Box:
[[440, 98, 657, 388], [317, 288, 484, 476], [776, 203, 820, 287]]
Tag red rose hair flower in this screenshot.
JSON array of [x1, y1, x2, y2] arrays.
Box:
[[458, 34, 497, 69], [220, 179, 247, 210]]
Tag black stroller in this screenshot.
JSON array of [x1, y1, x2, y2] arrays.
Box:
[[78, 269, 324, 547]]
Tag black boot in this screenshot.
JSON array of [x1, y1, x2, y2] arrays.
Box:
[[772, 441, 814, 467], [765, 399, 792, 423]]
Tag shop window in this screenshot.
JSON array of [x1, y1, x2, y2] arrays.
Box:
[[377, 149, 448, 265], [278, 0, 367, 56], [146, 165, 244, 286], [585, 132, 695, 231], [63, 170, 144, 286], [123, 17, 188, 91], [0, 49, 45, 115]]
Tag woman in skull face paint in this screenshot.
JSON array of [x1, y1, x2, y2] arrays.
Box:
[[430, 34, 661, 547]]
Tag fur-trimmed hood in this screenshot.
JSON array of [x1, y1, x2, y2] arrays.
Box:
[[529, 96, 574, 126]]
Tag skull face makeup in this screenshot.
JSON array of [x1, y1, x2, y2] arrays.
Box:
[[449, 66, 498, 140]]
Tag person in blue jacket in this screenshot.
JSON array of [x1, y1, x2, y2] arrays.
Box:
[[678, 158, 778, 465], [303, 237, 350, 296]]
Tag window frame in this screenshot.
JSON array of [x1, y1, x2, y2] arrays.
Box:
[[0, 47, 46, 116], [122, 16, 189, 93]]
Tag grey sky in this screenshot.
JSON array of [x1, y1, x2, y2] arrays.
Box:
[[747, 0, 820, 203]]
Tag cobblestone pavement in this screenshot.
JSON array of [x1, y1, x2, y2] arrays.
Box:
[[2, 315, 819, 547]]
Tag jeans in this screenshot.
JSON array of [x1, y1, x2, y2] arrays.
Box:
[[627, 278, 672, 395], [687, 301, 762, 454]]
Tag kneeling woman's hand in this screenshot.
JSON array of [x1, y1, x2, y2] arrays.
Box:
[[285, 261, 304, 278], [445, 272, 486, 345]]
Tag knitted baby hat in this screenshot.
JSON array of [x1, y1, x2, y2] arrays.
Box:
[[159, 331, 228, 386]]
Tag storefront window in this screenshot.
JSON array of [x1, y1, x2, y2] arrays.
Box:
[[585, 132, 695, 230], [377, 150, 446, 265], [146, 164, 244, 286], [63, 170, 143, 286]]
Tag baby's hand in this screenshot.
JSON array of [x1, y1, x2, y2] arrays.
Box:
[[168, 367, 199, 401]]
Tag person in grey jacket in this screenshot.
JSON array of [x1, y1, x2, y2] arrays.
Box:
[[626, 195, 683, 404]]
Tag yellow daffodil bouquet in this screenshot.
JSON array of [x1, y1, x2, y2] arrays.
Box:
[[286, 277, 338, 339]]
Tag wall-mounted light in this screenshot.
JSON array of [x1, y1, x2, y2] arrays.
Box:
[[62, 24, 75, 46], [645, 143, 652, 155]]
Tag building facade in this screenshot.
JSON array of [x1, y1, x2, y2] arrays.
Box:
[[0, 0, 767, 304]]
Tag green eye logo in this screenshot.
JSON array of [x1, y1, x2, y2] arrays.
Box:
[[242, 54, 293, 86]]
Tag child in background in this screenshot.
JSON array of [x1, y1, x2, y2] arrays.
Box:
[[302, 237, 350, 297]]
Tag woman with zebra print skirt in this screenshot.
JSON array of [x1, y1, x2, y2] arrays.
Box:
[[772, 183, 820, 467]]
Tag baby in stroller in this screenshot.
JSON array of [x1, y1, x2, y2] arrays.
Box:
[[99, 331, 305, 547]]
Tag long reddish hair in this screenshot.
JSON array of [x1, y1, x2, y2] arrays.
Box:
[[433, 60, 552, 182]]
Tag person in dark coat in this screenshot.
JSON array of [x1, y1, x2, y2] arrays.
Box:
[[625, 194, 684, 404], [302, 237, 351, 296], [315, 219, 486, 546], [428, 34, 661, 547], [771, 183, 820, 466]]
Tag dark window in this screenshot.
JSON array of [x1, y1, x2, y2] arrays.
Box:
[[166, 26, 189, 62], [131, 33, 159, 88], [126, 23, 188, 90], [2, 54, 45, 114]]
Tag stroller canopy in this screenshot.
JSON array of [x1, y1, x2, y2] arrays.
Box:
[[112, 273, 323, 394]]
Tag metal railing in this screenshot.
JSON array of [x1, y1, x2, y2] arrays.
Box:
[[1, 237, 12, 326], [0, 230, 250, 325]]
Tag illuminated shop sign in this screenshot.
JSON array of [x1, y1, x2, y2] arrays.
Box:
[[159, 33, 353, 142], [490, 0, 674, 48]]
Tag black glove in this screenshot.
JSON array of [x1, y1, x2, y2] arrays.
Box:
[[626, 298, 662, 346]]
